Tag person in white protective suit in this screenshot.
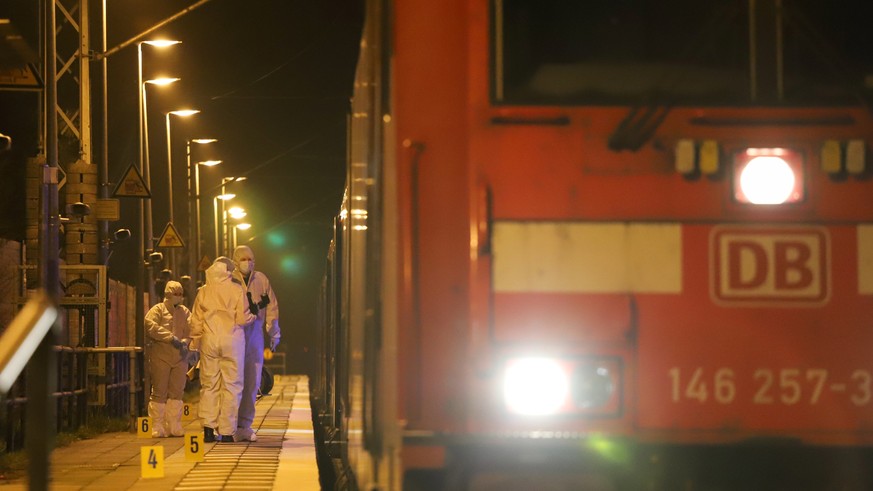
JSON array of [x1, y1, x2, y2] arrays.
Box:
[[190, 257, 255, 443], [144, 280, 191, 437], [231, 245, 281, 442]]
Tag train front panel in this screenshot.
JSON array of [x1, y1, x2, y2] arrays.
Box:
[[383, 0, 873, 487]]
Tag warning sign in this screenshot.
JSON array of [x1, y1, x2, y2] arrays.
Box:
[[157, 222, 185, 248], [112, 164, 150, 198], [0, 64, 42, 90], [197, 255, 212, 271]]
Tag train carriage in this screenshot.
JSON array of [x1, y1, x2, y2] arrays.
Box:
[[316, 0, 873, 489]]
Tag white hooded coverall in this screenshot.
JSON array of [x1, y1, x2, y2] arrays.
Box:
[[232, 245, 281, 440], [190, 259, 255, 437], [144, 281, 191, 437]]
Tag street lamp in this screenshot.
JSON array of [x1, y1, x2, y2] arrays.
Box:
[[235, 222, 252, 248], [213, 191, 235, 259], [187, 137, 220, 283], [222, 177, 246, 255], [137, 39, 179, 319], [212, 176, 246, 258], [143, 77, 180, 300], [165, 110, 200, 224], [164, 109, 200, 273], [228, 207, 247, 219], [229, 210, 250, 250]]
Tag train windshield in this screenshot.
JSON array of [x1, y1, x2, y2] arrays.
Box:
[[494, 0, 873, 105]]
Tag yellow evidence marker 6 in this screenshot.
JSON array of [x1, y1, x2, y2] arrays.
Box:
[[140, 445, 164, 478], [137, 417, 153, 438], [185, 432, 205, 461]]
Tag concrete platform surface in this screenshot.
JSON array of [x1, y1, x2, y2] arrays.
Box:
[[0, 375, 319, 490]]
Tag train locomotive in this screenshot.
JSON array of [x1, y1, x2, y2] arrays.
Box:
[[315, 0, 873, 489]]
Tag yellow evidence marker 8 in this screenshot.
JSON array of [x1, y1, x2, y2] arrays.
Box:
[[182, 403, 195, 420], [140, 445, 164, 478]]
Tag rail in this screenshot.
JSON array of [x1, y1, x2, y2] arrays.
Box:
[[1, 345, 143, 452]]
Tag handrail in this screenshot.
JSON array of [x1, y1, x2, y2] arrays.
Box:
[[53, 346, 142, 353]]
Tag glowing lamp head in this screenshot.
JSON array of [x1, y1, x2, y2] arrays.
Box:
[[503, 357, 569, 416], [734, 148, 804, 205]]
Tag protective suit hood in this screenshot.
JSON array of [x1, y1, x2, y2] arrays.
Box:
[[233, 245, 255, 276], [205, 258, 234, 284], [233, 245, 255, 263]]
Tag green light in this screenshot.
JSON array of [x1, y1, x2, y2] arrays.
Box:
[[587, 436, 630, 464], [267, 232, 286, 248], [280, 256, 302, 275]]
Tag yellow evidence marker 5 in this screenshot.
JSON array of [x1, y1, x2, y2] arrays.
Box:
[[185, 432, 205, 462]]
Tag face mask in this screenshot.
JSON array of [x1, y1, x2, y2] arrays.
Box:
[[239, 259, 253, 275], [169, 295, 183, 306]]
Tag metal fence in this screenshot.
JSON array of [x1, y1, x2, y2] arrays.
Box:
[[2, 265, 144, 451]]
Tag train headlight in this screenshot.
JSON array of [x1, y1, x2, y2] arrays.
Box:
[[733, 148, 804, 205], [503, 357, 569, 415]]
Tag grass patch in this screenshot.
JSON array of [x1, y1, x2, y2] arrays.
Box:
[[0, 450, 27, 480]]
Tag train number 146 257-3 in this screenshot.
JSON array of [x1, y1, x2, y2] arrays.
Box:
[[668, 367, 872, 406]]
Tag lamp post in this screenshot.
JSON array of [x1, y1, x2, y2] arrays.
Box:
[[137, 39, 179, 330], [227, 206, 247, 251], [213, 190, 235, 259], [187, 138, 220, 284], [223, 177, 246, 255], [211, 176, 248, 257], [142, 76, 179, 304], [234, 222, 252, 249], [164, 109, 200, 273], [230, 213, 250, 250]]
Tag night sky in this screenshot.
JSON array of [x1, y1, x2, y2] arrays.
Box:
[[1, 0, 364, 373]]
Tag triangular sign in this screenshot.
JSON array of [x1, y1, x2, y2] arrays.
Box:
[[0, 63, 43, 90], [197, 255, 212, 271], [156, 222, 185, 248], [112, 164, 150, 198]]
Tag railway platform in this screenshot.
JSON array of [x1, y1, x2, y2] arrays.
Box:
[[0, 375, 320, 490]]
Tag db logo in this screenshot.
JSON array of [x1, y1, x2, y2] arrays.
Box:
[[711, 226, 829, 305]]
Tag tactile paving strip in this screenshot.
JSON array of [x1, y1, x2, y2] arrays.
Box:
[[174, 377, 297, 490]]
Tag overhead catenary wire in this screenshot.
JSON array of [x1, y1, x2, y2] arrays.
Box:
[[210, 17, 338, 101]]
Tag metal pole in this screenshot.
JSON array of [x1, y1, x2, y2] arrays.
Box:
[[30, 0, 60, 488], [221, 180, 228, 257], [166, 114, 175, 224], [195, 164, 203, 281], [165, 113, 175, 274], [135, 42, 146, 382], [195, 163, 202, 276], [96, 0, 214, 60], [99, 1, 109, 264], [188, 142, 211, 284], [187, 141, 194, 282], [142, 80, 155, 305], [136, 43, 150, 418], [748, 0, 757, 101], [213, 196, 220, 260]]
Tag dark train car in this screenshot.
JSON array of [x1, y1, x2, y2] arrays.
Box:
[[315, 1, 873, 489]]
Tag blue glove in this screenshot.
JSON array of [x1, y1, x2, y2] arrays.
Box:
[[186, 350, 200, 365], [269, 337, 279, 352], [170, 336, 183, 349]]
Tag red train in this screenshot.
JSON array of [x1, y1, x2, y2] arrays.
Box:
[[315, 1, 873, 489]]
